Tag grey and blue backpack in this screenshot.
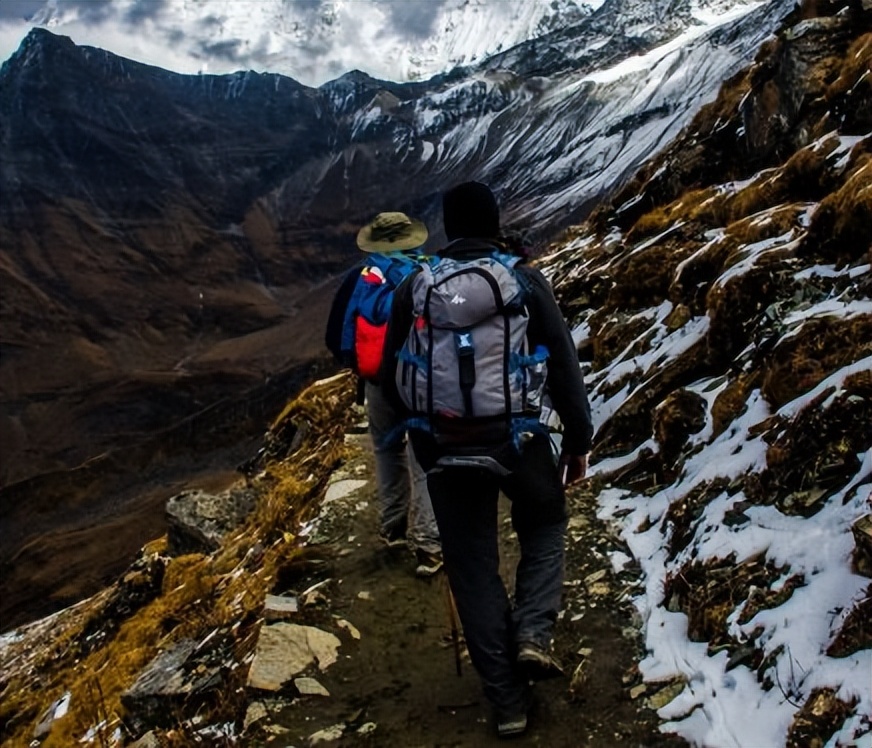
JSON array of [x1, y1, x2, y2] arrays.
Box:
[[396, 252, 549, 474]]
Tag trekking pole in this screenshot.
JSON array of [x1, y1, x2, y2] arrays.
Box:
[[445, 577, 462, 676]]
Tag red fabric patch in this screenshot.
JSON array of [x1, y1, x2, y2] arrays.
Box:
[[355, 317, 388, 379]]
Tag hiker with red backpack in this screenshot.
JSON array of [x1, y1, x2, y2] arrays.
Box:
[[325, 212, 443, 577], [381, 183, 593, 737]]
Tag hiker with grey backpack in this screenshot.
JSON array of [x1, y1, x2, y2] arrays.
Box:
[[380, 182, 593, 738]]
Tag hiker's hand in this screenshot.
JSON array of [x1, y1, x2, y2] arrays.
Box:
[[558, 452, 588, 487]]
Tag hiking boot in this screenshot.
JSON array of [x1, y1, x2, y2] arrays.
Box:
[[517, 641, 564, 681], [496, 689, 532, 739], [378, 528, 407, 549], [414, 549, 443, 577], [496, 708, 528, 738]]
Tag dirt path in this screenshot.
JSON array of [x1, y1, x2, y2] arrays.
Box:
[[252, 433, 687, 747]]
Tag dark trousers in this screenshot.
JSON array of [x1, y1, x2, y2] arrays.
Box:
[[421, 433, 567, 712]]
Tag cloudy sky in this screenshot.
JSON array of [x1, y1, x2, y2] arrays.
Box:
[[0, 0, 571, 86]]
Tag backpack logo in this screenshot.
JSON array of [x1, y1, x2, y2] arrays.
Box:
[[450, 293, 466, 305]]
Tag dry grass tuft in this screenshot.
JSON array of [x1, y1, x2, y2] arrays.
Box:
[[589, 311, 654, 371], [664, 554, 795, 647], [825, 32, 872, 103], [786, 688, 859, 748], [627, 188, 716, 242], [827, 585, 872, 658], [663, 481, 728, 560], [710, 373, 760, 439], [761, 316, 872, 408], [802, 154, 872, 263], [752, 370, 872, 516]]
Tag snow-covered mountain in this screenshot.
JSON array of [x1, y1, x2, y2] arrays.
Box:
[[0, 2, 869, 746], [0, 0, 812, 630], [18, 0, 598, 85]]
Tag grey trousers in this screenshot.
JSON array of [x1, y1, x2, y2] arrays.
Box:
[[365, 381, 440, 554], [423, 433, 567, 712]]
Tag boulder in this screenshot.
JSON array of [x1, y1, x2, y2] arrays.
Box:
[[165, 486, 257, 556], [122, 639, 224, 732]]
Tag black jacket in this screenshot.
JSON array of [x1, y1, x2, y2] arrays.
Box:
[[381, 238, 593, 455]]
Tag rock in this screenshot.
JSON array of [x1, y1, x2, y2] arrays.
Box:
[[348, 420, 370, 435], [336, 619, 361, 640], [652, 388, 707, 470], [787, 688, 857, 748], [569, 658, 589, 698], [33, 691, 71, 739], [165, 486, 257, 556], [584, 569, 608, 587], [664, 303, 692, 331], [129, 731, 162, 748], [243, 701, 268, 730], [295, 677, 330, 696], [264, 594, 299, 621], [357, 591, 372, 601], [324, 479, 368, 504], [309, 723, 346, 744], [646, 678, 686, 710], [247, 624, 341, 691], [303, 590, 330, 608], [357, 722, 377, 735], [264, 723, 291, 735], [122, 639, 224, 731], [630, 684, 647, 699]]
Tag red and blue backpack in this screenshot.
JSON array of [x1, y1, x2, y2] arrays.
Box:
[[333, 253, 424, 381]]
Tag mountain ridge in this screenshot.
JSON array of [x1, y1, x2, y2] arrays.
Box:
[[0, 1, 869, 745], [0, 0, 843, 646]]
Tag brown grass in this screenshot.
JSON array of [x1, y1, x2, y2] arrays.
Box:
[[711, 373, 760, 439], [627, 188, 717, 242], [750, 370, 872, 514], [786, 688, 859, 748], [589, 312, 654, 371], [663, 481, 728, 560], [825, 33, 872, 101], [761, 315, 872, 408], [802, 154, 872, 263], [664, 554, 794, 647], [653, 388, 707, 470], [827, 584, 872, 658]]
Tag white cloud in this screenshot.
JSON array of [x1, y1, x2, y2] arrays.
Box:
[[0, 0, 592, 86]]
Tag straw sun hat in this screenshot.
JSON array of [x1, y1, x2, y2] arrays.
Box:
[[356, 211, 428, 253]]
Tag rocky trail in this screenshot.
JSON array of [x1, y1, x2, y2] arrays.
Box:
[[242, 425, 687, 747]]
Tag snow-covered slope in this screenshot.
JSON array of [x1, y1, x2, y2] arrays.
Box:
[[536, 8, 872, 743], [317, 0, 792, 236]]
